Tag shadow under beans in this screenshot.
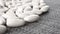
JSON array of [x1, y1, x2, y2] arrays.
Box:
[[39, 11, 49, 16]]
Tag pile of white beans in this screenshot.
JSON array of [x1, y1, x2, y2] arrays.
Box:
[[0, 0, 49, 34]]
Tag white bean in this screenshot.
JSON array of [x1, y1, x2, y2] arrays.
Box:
[[0, 0, 4, 6], [0, 16, 5, 25], [24, 6, 32, 12], [32, 9, 43, 15], [0, 7, 9, 13], [39, 3, 46, 8], [32, 0, 40, 5], [0, 25, 7, 34], [6, 18, 25, 27], [16, 6, 24, 14], [40, 5, 49, 12], [40, 0, 44, 3], [2, 9, 17, 19], [17, 13, 30, 19], [24, 15, 39, 22], [22, 0, 32, 4], [5, 1, 16, 8]]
